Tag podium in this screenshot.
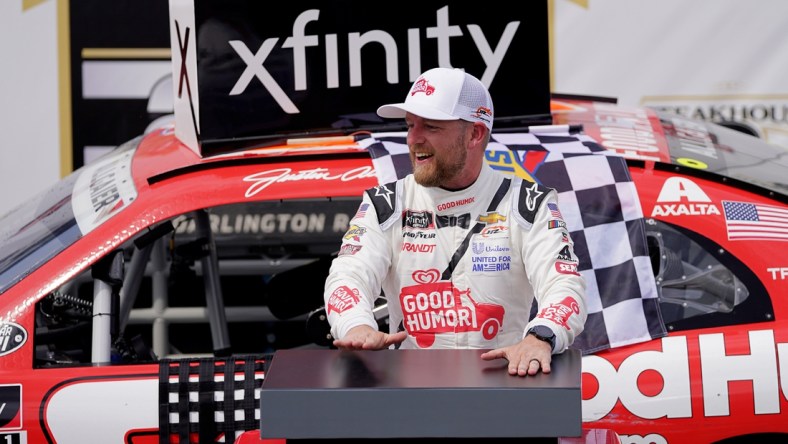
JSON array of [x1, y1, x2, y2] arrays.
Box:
[[259, 348, 581, 440]]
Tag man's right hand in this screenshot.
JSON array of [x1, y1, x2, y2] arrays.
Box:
[[332, 325, 407, 350]]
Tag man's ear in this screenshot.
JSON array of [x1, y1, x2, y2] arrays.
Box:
[[470, 123, 488, 148]]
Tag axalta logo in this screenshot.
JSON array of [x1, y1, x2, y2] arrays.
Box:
[[583, 329, 788, 422], [399, 269, 505, 348], [228, 6, 520, 113], [556, 245, 574, 262], [651, 177, 721, 217]]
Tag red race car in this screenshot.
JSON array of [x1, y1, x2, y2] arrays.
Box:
[[1, 1, 786, 443]]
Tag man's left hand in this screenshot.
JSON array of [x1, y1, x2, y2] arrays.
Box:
[[480, 335, 552, 376]]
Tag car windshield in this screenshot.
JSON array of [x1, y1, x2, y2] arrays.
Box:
[[0, 174, 81, 294], [0, 139, 140, 294]]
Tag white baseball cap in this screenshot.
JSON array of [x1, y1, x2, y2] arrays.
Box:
[[377, 67, 494, 131]]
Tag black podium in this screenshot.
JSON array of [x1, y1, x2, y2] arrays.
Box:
[[259, 348, 581, 440]]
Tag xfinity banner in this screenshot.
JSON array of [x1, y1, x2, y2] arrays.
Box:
[[169, 0, 550, 156]]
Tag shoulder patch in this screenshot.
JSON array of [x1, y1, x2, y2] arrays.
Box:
[[516, 180, 552, 225], [365, 181, 398, 226]]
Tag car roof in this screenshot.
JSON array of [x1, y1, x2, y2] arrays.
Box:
[[133, 98, 787, 208], [131, 123, 373, 186]]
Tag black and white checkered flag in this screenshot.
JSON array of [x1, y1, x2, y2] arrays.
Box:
[[359, 125, 666, 354]]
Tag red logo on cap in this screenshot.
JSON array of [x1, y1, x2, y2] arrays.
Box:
[[411, 78, 435, 96]]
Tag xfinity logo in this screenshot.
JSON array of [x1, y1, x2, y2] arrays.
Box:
[[168, 0, 548, 155], [228, 6, 520, 113]]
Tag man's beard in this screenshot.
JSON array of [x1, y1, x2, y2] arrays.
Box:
[[411, 132, 467, 187]]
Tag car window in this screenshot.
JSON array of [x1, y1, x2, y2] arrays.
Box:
[[0, 175, 81, 295], [646, 218, 773, 332], [34, 197, 359, 368], [0, 139, 140, 295]]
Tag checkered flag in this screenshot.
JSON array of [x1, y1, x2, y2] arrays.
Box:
[[359, 125, 666, 354]]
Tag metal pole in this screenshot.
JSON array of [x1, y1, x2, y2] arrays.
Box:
[[194, 209, 231, 356], [91, 280, 113, 363]]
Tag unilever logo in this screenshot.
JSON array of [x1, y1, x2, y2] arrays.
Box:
[[472, 241, 511, 255]]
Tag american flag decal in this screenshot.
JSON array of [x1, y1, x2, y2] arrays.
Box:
[[723, 200, 788, 241], [547, 202, 563, 219], [353, 203, 369, 220]]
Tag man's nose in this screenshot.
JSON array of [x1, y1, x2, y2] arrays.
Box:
[[407, 125, 424, 145]]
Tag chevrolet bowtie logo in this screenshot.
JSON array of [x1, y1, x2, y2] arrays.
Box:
[[478, 212, 506, 224]]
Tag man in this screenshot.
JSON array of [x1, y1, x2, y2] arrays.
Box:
[[323, 67, 586, 376]]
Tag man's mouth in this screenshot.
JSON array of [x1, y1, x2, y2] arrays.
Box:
[[414, 152, 433, 161]]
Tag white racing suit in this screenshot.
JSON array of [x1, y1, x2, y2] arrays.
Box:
[[324, 165, 587, 352]]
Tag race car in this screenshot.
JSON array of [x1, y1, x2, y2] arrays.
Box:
[[2, 1, 787, 443], [2, 95, 785, 444]]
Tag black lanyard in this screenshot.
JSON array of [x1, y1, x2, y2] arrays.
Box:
[[441, 177, 511, 280]]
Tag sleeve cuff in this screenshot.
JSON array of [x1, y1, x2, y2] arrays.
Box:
[[331, 314, 379, 340]]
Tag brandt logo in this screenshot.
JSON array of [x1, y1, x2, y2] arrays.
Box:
[[227, 6, 520, 113]]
